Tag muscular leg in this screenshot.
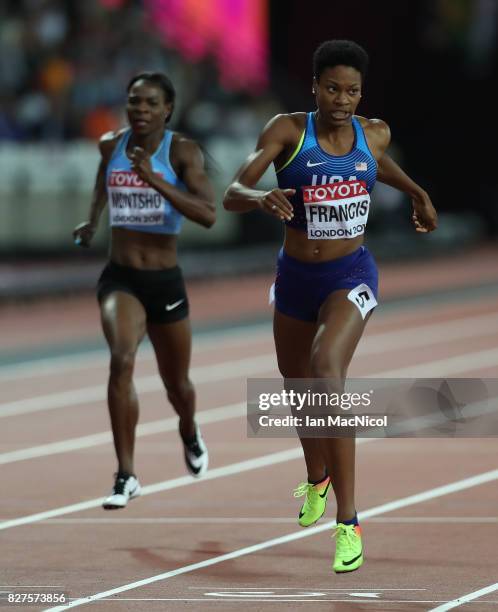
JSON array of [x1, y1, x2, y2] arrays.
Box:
[[311, 289, 372, 522], [100, 292, 146, 475], [147, 317, 195, 440], [273, 309, 325, 482]]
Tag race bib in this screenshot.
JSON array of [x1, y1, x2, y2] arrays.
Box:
[[108, 171, 166, 227], [347, 283, 377, 319], [302, 180, 370, 239]]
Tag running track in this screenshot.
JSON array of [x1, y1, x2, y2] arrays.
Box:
[[1, 244, 498, 611]]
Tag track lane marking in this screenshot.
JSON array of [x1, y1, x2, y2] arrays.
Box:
[[44, 467, 498, 611], [3, 344, 497, 419], [370, 347, 498, 378], [1, 361, 496, 464], [429, 583, 498, 611], [0, 447, 303, 531], [11, 516, 498, 525], [44, 598, 498, 604], [0, 402, 246, 465], [56, 598, 452, 603], [0, 324, 272, 382], [0, 354, 276, 419], [2, 349, 497, 471], [2, 309, 497, 386], [188, 587, 427, 590]]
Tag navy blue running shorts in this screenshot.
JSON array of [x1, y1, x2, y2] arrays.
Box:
[[97, 261, 189, 324], [273, 246, 378, 322]]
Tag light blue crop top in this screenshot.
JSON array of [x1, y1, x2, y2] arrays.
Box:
[[106, 129, 185, 234]]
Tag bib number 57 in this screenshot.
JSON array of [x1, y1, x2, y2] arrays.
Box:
[[347, 284, 378, 319], [355, 290, 370, 308]]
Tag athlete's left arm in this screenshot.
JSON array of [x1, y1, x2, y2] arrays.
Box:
[[364, 118, 438, 233], [129, 139, 216, 229], [377, 154, 437, 232]]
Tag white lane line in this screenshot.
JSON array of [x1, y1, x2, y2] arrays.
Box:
[[366, 516, 498, 523], [0, 447, 302, 531], [53, 599, 454, 604], [3, 313, 497, 419], [0, 324, 272, 382], [188, 587, 427, 591], [44, 467, 498, 611], [2, 354, 496, 466], [361, 312, 498, 355], [49, 599, 491, 604], [0, 402, 246, 465], [375, 397, 497, 439], [15, 516, 498, 525], [3, 340, 497, 421], [2, 353, 497, 468], [429, 583, 498, 611], [0, 518, 299, 525], [2, 311, 496, 384], [0, 354, 277, 419], [0, 437, 375, 530], [370, 347, 498, 378]]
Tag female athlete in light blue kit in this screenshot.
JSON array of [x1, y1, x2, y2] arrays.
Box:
[[74, 72, 215, 509], [224, 40, 437, 572]]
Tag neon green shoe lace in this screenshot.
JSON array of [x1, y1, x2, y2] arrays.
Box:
[[293, 480, 330, 527], [293, 482, 322, 502]]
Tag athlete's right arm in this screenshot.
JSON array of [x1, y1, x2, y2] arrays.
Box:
[[73, 133, 117, 248], [223, 115, 296, 222]]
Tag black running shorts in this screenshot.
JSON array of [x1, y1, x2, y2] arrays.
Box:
[[97, 261, 189, 324]]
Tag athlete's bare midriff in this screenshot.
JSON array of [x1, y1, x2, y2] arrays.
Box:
[[110, 227, 178, 269], [283, 226, 363, 262]]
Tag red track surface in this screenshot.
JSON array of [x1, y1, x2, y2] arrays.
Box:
[[1, 245, 498, 611]]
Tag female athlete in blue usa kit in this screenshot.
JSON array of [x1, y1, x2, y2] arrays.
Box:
[[73, 72, 215, 509], [224, 41, 437, 572]]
